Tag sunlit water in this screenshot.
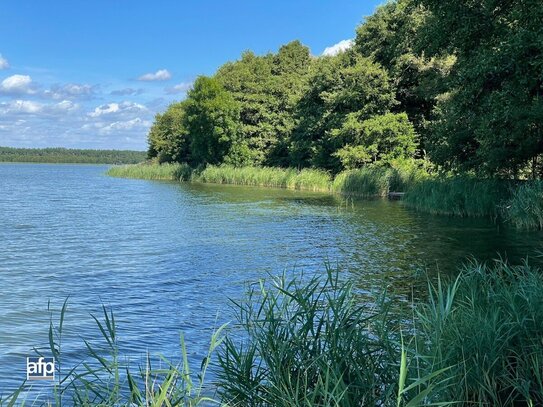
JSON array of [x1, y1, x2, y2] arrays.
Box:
[[1, 163, 542, 398]]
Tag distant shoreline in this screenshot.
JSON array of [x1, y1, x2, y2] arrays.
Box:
[[0, 146, 146, 165]]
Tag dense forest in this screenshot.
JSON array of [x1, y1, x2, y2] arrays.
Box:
[[0, 147, 146, 164], [147, 0, 543, 180]]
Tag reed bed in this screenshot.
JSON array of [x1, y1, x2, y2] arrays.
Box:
[[403, 177, 511, 218], [504, 180, 543, 229], [196, 165, 332, 192], [107, 163, 543, 229], [5, 260, 543, 406], [107, 163, 191, 181]]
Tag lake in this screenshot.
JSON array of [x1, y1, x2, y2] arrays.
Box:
[[1, 163, 541, 397]]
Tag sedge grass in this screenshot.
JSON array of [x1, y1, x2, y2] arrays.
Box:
[[503, 180, 543, 229], [107, 163, 192, 181], [403, 176, 512, 218], [195, 165, 332, 192], [6, 260, 543, 406]]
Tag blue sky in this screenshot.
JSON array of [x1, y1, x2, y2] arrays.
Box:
[[0, 1, 383, 150]]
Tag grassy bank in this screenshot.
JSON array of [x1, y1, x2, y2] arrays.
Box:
[[107, 162, 427, 196], [402, 177, 512, 218], [107, 163, 543, 230], [6, 260, 543, 406], [107, 162, 191, 181], [197, 165, 332, 192]]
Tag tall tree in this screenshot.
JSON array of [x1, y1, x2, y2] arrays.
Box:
[[147, 101, 190, 163], [355, 0, 454, 153], [183, 76, 244, 166], [418, 0, 543, 177], [216, 41, 312, 166], [290, 52, 397, 172]]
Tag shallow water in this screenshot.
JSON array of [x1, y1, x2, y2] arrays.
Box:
[[1, 163, 541, 397]]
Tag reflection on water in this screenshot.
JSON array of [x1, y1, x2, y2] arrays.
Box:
[[0, 163, 541, 394]]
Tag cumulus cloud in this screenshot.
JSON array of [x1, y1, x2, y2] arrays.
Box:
[[97, 117, 152, 135], [0, 54, 9, 70], [0, 74, 36, 95], [110, 87, 144, 96], [138, 69, 172, 81], [322, 39, 354, 56], [88, 101, 148, 118], [44, 83, 98, 100], [165, 82, 192, 94], [0, 99, 78, 115]]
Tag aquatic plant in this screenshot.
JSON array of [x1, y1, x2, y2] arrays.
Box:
[[503, 180, 543, 229], [107, 163, 191, 181], [403, 176, 511, 218]]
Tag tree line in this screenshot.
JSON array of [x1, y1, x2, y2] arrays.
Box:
[[148, 0, 543, 179], [0, 147, 146, 164]]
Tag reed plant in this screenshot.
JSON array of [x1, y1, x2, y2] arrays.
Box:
[[4, 300, 226, 406], [195, 165, 332, 192], [415, 259, 543, 405], [107, 163, 192, 181], [403, 176, 511, 218], [217, 267, 450, 406], [503, 180, 543, 229]]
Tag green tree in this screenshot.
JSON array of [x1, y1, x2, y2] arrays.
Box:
[[147, 102, 190, 163], [216, 41, 312, 166], [355, 0, 455, 154], [418, 0, 543, 177], [290, 52, 396, 172], [333, 112, 417, 169], [183, 76, 244, 166]]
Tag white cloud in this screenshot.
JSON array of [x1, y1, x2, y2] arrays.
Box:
[[0, 99, 78, 115], [44, 83, 97, 100], [0, 54, 9, 70], [97, 117, 152, 135], [138, 69, 172, 81], [88, 101, 147, 118], [165, 82, 192, 94], [110, 87, 144, 96], [0, 74, 36, 94], [322, 39, 354, 57]]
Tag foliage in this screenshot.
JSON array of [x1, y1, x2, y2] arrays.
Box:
[[355, 0, 455, 146], [183, 76, 243, 166], [419, 0, 543, 176], [403, 176, 512, 218], [216, 41, 312, 166], [147, 102, 190, 163], [0, 147, 146, 164], [333, 112, 418, 169], [416, 260, 543, 405], [504, 180, 543, 229], [290, 52, 397, 172]]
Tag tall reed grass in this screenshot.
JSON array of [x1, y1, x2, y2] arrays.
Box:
[[403, 177, 511, 218], [504, 180, 543, 229], [6, 260, 543, 406], [107, 163, 192, 181], [415, 259, 543, 405], [195, 165, 332, 192]]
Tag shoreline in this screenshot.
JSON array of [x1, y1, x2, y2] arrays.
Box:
[[106, 163, 543, 230]]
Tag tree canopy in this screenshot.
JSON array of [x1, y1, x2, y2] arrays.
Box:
[[147, 0, 543, 179]]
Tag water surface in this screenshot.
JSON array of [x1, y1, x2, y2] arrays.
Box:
[[1, 163, 541, 396]]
